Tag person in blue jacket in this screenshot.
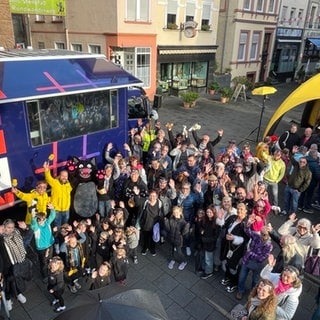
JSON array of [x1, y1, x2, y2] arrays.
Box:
[[30, 203, 56, 282]]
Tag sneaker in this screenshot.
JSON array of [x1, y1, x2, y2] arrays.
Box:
[[51, 299, 59, 306], [133, 257, 138, 264], [54, 305, 66, 313], [201, 273, 213, 280], [297, 207, 303, 211], [236, 291, 243, 300], [303, 208, 314, 214], [119, 279, 125, 285], [74, 281, 81, 290], [186, 247, 191, 256], [221, 278, 230, 286], [141, 249, 148, 255], [271, 206, 281, 214], [168, 260, 175, 269], [70, 285, 77, 294], [151, 252, 157, 257], [17, 293, 26, 304], [226, 285, 237, 293], [178, 262, 187, 270], [280, 210, 287, 216], [6, 299, 12, 311]]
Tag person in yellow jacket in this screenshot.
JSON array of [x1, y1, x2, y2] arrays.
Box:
[[12, 180, 50, 225], [43, 161, 73, 227]]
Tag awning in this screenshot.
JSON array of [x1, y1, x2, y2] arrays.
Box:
[[0, 50, 143, 104], [308, 38, 320, 49]]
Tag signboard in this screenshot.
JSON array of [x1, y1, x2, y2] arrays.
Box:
[[9, 0, 66, 16]]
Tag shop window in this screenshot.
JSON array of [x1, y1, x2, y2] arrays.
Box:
[[160, 62, 208, 91]]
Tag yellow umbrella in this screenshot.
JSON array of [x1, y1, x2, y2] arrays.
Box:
[[252, 86, 277, 96], [251, 86, 277, 142]]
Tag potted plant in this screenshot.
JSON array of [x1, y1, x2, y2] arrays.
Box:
[[208, 81, 220, 95], [219, 87, 233, 103], [180, 91, 199, 108], [167, 23, 178, 30], [201, 24, 210, 31]]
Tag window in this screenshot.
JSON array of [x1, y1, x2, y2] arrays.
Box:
[[38, 42, 45, 49], [309, 6, 316, 28], [89, 45, 101, 54], [186, 1, 195, 21], [35, 15, 45, 22], [126, 0, 150, 22], [268, 0, 275, 13], [160, 61, 208, 90], [52, 16, 63, 22], [289, 8, 296, 25], [201, 3, 211, 29], [281, 6, 288, 24], [297, 10, 303, 27], [136, 47, 151, 87], [238, 32, 248, 61], [244, 0, 251, 10], [167, 0, 177, 25], [256, 0, 263, 12], [55, 42, 65, 49], [71, 43, 82, 52], [26, 91, 116, 146], [250, 32, 260, 60]]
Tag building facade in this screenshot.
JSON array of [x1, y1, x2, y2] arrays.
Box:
[[216, 0, 279, 83], [0, 0, 15, 49]]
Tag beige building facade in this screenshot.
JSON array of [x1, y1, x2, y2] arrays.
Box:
[[0, 0, 15, 49], [216, 0, 279, 83]]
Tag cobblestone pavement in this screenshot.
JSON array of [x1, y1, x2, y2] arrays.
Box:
[[4, 82, 320, 320]]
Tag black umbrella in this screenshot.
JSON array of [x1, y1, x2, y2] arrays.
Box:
[[54, 288, 168, 320]]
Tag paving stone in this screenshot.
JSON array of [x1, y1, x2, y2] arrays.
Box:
[[184, 297, 215, 320], [153, 273, 179, 294], [168, 284, 196, 307]]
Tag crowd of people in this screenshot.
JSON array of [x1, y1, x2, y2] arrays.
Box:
[[0, 119, 320, 319]]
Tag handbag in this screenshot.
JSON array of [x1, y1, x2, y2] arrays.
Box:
[[304, 248, 320, 276], [12, 258, 33, 281], [153, 222, 160, 242], [230, 303, 248, 320]]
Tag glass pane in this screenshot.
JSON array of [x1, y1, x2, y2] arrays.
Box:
[[26, 91, 113, 146]]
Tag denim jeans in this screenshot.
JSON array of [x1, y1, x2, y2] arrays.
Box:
[[264, 180, 279, 206], [202, 250, 214, 274], [283, 185, 300, 213], [238, 261, 262, 294], [98, 200, 112, 218], [54, 210, 70, 227]]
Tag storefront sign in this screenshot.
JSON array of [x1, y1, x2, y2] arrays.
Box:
[[9, 0, 66, 16]]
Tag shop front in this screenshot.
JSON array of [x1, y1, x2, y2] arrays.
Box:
[[157, 46, 217, 96]]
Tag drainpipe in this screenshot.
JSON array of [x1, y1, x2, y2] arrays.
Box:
[[220, 0, 229, 74]]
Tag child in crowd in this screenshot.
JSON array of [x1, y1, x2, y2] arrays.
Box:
[[111, 248, 129, 284], [89, 261, 112, 290], [125, 226, 140, 264], [47, 256, 66, 313], [164, 206, 189, 271]]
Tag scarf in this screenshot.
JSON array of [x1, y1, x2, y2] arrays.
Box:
[[275, 279, 292, 295], [3, 229, 26, 264]]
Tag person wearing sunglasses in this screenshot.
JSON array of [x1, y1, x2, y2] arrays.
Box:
[[278, 212, 320, 261]]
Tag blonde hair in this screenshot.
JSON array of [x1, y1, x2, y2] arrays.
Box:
[[172, 206, 183, 218], [281, 234, 304, 263]]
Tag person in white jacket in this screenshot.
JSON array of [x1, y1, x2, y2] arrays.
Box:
[[277, 213, 320, 260], [260, 254, 303, 320]]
